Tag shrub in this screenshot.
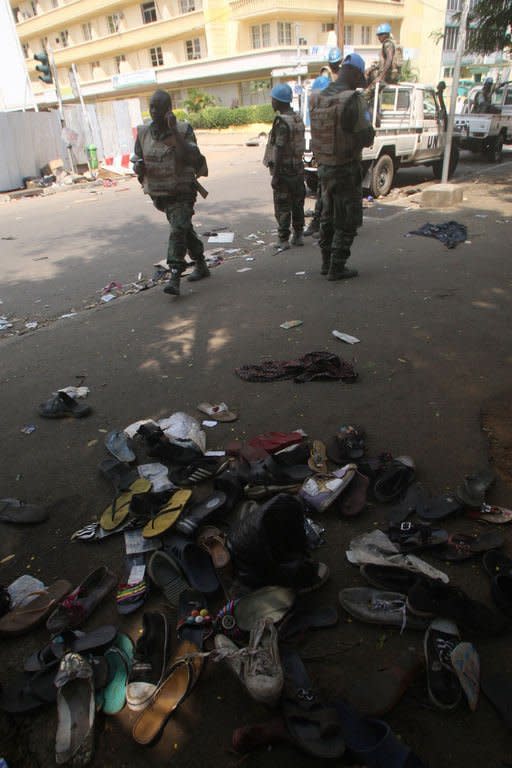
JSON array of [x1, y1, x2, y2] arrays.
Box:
[[174, 104, 274, 129]]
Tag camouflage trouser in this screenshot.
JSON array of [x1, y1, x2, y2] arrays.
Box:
[[312, 180, 323, 227], [164, 199, 204, 272], [318, 162, 363, 268], [272, 173, 305, 241]]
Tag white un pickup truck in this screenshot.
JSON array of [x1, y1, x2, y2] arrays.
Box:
[[454, 81, 512, 162], [304, 82, 458, 198]]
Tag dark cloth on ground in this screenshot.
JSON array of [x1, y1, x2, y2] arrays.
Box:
[[235, 351, 358, 383], [407, 221, 468, 249]]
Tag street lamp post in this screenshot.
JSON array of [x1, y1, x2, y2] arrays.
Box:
[[441, 0, 470, 183]]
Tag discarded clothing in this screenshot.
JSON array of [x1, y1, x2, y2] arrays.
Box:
[[407, 221, 467, 249], [235, 351, 357, 383]]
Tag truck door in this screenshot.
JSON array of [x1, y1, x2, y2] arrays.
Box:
[[418, 88, 442, 161]]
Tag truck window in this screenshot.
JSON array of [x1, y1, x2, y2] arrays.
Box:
[[504, 89, 512, 106], [396, 89, 410, 110], [423, 90, 437, 119], [381, 90, 395, 111], [492, 88, 505, 106]]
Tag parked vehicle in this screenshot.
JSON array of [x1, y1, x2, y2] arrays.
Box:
[[454, 81, 512, 162], [304, 81, 458, 197]]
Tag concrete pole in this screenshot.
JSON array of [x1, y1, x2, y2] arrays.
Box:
[[441, 0, 470, 183]]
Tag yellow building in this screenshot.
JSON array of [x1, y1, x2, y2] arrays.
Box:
[[12, 0, 445, 111]]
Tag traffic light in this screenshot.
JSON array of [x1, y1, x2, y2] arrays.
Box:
[[34, 52, 53, 84]]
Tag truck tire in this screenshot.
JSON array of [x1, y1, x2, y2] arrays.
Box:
[[432, 145, 459, 180], [370, 154, 394, 198], [485, 135, 503, 163]]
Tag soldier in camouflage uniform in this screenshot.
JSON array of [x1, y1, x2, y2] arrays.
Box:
[[376, 23, 400, 85], [263, 83, 306, 252], [310, 53, 375, 280], [133, 89, 209, 296]]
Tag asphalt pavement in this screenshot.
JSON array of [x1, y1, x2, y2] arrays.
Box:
[[1, 139, 512, 768]]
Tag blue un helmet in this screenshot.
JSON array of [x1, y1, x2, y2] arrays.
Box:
[[343, 52, 366, 74], [376, 23, 391, 35], [271, 83, 293, 103], [311, 75, 330, 91], [484, 77, 493, 85], [328, 47, 343, 65]]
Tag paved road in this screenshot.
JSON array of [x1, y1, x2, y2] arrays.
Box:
[[1, 139, 512, 768]]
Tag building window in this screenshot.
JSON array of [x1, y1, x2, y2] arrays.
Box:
[[90, 60, 100, 77], [179, 0, 198, 11], [251, 23, 270, 49], [321, 22, 335, 33], [58, 29, 69, 47], [361, 25, 371, 45], [185, 38, 201, 59], [344, 25, 353, 45], [141, 2, 157, 24], [150, 46, 163, 66], [114, 54, 125, 73], [40, 36, 48, 50], [107, 13, 121, 34], [22, 42, 30, 58], [82, 22, 92, 41], [443, 26, 459, 50], [277, 21, 292, 45], [12, 6, 20, 22]]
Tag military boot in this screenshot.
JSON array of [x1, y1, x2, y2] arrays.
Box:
[[273, 239, 290, 252], [187, 259, 210, 282], [321, 252, 330, 276], [327, 263, 359, 281], [163, 269, 181, 295], [291, 231, 305, 247], [304, 221, 319, 237]]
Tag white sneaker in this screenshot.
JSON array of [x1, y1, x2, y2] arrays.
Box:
[[243, 618, 283, 706]]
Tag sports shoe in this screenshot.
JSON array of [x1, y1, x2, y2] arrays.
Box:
[[126, 611, 171, 711], [243, 617, 283, 706], [291, 232, 304, 247], [424, 618, 461, 710]]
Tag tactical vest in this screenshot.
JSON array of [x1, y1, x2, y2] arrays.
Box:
[[310, 89, 366, 166], [137, 122, 197, 196], [263, 111, 305, 171]]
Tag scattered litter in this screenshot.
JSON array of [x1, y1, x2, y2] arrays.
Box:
[[295, 271, 306, 276], [60, 313, 77, 319], [32, 256, 48, 261], [245, 256, 255, 261], [202, 420, 218, 428], [0, 316, 13, 331], [237, 267, 252, 273], [245, 233, 259, 240], [208, 232, 235, 244], [101, 292, 117, 302], [25, 321, 38, 330], [20, 424, 37, 435], [255, 240, 265, 244], [332, 330, 360, 345], [205, 450, 226, 457], [225, 249, 242, 254], [87, 439, 98, 447], [58, 386, 89, 399], [474, 214, 488, 218], [496, 219, 510, 224], [1, 236, 16, 240], [280, 320, 303, 330], [0, 554, 15, 565]]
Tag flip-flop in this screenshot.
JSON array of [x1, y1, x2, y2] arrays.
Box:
[[196, 402, 238, 422], [24, 625, 117, 672], [450, 641, 480, 711], [132, 590, 208, 745], [308, 440, 328, 474], [116, 553, 149, 615], [432, 530, 505, 562], [148, 550, 189, 608], [469, 503, 512, 524], [162, 533, 219, 594], [102, 633, 134, 715], [0, 498, 48, 524], [46, 567, 117, 634], [174, 492, 227, 537], [0, 580, 72, 636], [281, 650, 345, 759], [100, 477, 152, 531], [142, 489, 191, 538]]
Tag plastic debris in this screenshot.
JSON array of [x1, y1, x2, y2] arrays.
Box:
[[0, 317, 13, 331], [280, 320, 303, 329], [25, 321, 38, 329], [202, 420, 218, 428], [237, 267, 252, 273], [101, 292, 117, 302], [58, 386, 89, 399], [332, 330, 360, 344], [208, 232, 234, 243], [60, 313, 77, 319], [20, 424, 37, 434]]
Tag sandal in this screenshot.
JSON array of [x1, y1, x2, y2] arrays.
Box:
[[100, 477, 152, 532], [0, 580, 72, 636], [132, 590, 209, 745], [308, 440, 328, 474], [388, 522, 448, 553], [38, 390, 91, 419], [469, 503, 512, 524], [46, 567, 117, 634], [432, 530, 504, 562], [142, 489, 192, 538]]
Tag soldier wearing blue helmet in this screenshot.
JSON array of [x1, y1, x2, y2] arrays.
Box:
[[375, 23, 401, 85], [327, 46, 343, 76], [304, 74, 331, 237], [263, 82, 306, 251], [309, 52, 375, 280]]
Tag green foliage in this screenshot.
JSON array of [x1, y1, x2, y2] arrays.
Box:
[[465, 0, 512, 53], [183, 88, 218, 112], [400, 59, 419, 83], [182, 104, 274, 129]]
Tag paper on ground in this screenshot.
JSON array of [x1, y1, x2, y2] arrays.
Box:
[[208, 232, 234, 243], [332, 330, 360, 344]]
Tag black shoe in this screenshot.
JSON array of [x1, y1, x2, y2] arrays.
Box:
[[126, 611, 171, 711], [163, 270, 181, 295], [187, 261, 210, 282], [291, 232, 304, 247], [327, 267, 359, 281], [304, 222, 319, 236]]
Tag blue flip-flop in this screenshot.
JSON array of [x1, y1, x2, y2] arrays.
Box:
[[102, 633, 134, 715]]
